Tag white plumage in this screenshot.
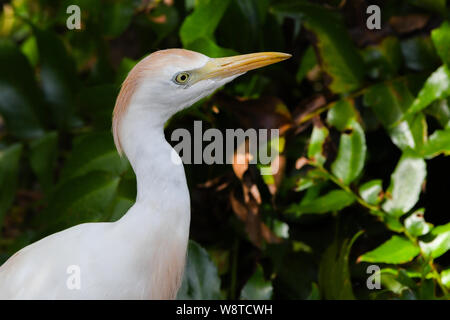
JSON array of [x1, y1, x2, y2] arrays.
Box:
[[0, 49, 290, 299]]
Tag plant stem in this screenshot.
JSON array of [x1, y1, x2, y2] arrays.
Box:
[[311, 161, 449, 296]]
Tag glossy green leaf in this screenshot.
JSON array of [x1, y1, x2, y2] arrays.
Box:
[[240, 264, 273, 300], [404, 209, 432, 237], [326, 99, 357, 131], [364, 80, 412, 126], [108, 197, 134, 222], [431, 21, 450, 67], [34, 28, 80, 129], [180, 0, 232, 47], [383, 215, 405, 233], [331, 121, 366, 185], [274, 2, 364, 93], [216, 0, 270, 53], [38, 171, 120, 230], [419, 222, 450, 259], [60, 132, 129, 182], [319, 232, 361, 299], [101, 0, 135, 38], [147, 4, 179, 44], [116, 58, 138, 84], [296, 46, 317, 83], [306, 282, 321, 300], [77, 85, 118, 129], [363, 79, 425, 151], [0, 40, 44, 139], [358, 236, 420, 264], [363, 36, 401, 80], [177, 240, 222, 300], [382, 153, 426, 217], [408, 65, 450, 116], [287, 190, 355, 216], [426, 98, 450, 129], [184, 37, 237, 58], [0, 144, 22, 227], [401, 37, 440, 72], [359, 179, 383, 205], [29, 131, 58, 193], [20, 36, 38, 67], [421, 128, 450, 158], [308, 124, 329, 165], [295, 169, 328, 192], [441, 269, 450, 288]]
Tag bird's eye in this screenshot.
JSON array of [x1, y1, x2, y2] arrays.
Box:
[[174, 72, 191, 85]]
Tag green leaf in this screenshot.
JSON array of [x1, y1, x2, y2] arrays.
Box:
[[34, 28, 80, 129], [404, 209, 432, 237], [306, 282, 321, 300], [308, 123, 329, 165], [426, 98, 450, 129], [60, 132, 129, 182], [29, 131, 58, 193], [407, 65, 450, 116], [108, 176, 136, 222], [77, 85, 119, 129], [441, 269, 450, 288], [147, 4, 179, 44], [116, 58, 138, 84], [431, 21, 450, 67], [273, 1, 364, 93], [358, 236, 420, 264], [216, 0, 270, 53], [401, 36, 440, 72], [20, 36, 38, 67], [331, 121, 366, 185], [240, 264, 273, 300], [101, 0, 135, 38], [382, 152, 426, 217], [326, 100, 366, 184], [421, 128, 450, 158], [326, 99, 357, 131], [184, 37, 237, 58], [0, 39, 44, 139], [295, 169, 328, 192], [419, 222, 450, 259], [296, 46, 317, 83], [319, 232, 362, 299], [0, 144, 22, 228], [287, 190, 355, 216], [363, 36, 401, 80], [359, 179, 383, 205], [38, 171, 120, 230], [364, 80, 412, 126], [407, 0, 447, 14], [383, 215, 405, 233], [177, 240, 222, 300], [364, 79, 426, 151], [180, 0, 232, 47]]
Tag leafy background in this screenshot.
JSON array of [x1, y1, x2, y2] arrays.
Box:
[[0, 0, 449, 300]]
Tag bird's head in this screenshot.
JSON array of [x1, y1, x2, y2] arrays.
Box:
[[113, 49, 291, 154]]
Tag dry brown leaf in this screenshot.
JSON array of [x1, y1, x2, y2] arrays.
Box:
[[389, 14, 430, 34], [295, 157, 309, 170]]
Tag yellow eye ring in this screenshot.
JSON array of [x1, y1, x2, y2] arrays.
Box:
[[174, 72, 190, 84]]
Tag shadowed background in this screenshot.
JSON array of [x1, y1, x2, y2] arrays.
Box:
[[0, 0, 449, 299]]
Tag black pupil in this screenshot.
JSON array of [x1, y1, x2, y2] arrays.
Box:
[[180, 74, 186, 81]]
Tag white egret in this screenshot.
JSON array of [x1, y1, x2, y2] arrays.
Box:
[[0, 49, 290, 299]]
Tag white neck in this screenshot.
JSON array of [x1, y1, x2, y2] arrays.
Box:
[[116, 101, 190, 229], [113, 101, 191, 298]]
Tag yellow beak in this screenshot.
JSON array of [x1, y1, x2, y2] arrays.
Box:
[[197, 52, 291, 80]]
